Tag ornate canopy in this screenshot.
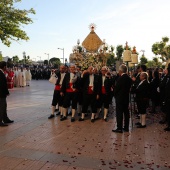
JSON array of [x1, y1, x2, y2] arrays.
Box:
[[82, 25, 103, 52]]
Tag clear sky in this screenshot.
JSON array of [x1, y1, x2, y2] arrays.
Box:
[[1, 0, 170, 62]]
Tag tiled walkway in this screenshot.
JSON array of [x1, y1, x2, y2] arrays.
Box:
[[0, 80, 170, 170]]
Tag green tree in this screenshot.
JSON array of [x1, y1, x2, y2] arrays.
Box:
[[12, 55, 19, 64], [49, 57, 61, 67], [7, 58, 13, 67], [140, 56, 148, 65], [107, 54, 116, 66], [152, 36, 170, 61], [0, 52, 3, 61], [116, 45, 124, 60], [44, 60, 48, 65], [0, 0, 35, 46]]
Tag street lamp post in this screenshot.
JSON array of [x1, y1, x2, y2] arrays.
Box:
[[58, 48, 64, 64], [140, 50, 145, 57], [44, 53, 49, 65], [23, 51, 26, 65]]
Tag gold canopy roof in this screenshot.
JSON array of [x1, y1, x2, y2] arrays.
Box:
[[82, 30, 103, 52]]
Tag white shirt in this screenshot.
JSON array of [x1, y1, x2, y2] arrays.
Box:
[[89, 74, 94, 86], [59, 73, 65, 85], [102, 76, 105, 86]]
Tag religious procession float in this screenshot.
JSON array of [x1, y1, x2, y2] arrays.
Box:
[[69, 24, 140, 70]]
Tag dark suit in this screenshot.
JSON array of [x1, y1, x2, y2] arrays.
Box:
[[135, 80, 150, 114], [0, 70, 10, 123], [114, 74, 132, 130], [61, 73, 80, 109], [51, 72, 65, 107], [97, 75, 113, 109], [81, 73, 99, 113]]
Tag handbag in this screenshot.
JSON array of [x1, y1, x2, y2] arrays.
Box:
[[49, 73, 57, 84]]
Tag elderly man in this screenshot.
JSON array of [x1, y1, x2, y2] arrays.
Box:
[[135, 72, 150, 128], [60, 64, 80, 122], [96, 66, 113, 121], [48, 65, 66, 119], [112, 64, 132, 133], [79, 66, 100, 122]]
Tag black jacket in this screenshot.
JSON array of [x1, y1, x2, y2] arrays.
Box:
[[0, 70, 9, 98], [98, 75, 113, 95], [135, 80, 150, 101], [114, 74, 132, 104], [61, 73, 80, 93], [81, 73, 100, 95]]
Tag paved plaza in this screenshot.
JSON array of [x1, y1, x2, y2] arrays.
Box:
[[0, 80, 170, 170]]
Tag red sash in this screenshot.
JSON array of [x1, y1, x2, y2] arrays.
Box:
[[88, 86, 93, 94], [55, 85, 61, 91], [66, 83, 77, 92], [102, 86, 106, 94]]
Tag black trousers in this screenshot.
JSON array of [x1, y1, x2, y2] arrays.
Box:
[[116, 101, 129, 130], [63, 92, 78, 109], [97, 94, 110, 109], [0, 97, 7, 122], [136, 99, 148, 114], [82, 94, 97, 113], [51, 90, 64, 107]]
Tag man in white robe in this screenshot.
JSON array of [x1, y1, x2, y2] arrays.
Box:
[[13, 67, 19, 87], [18, 68, 26, 87], [25, 67, 32, 86]]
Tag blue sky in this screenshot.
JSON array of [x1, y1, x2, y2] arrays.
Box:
[[1, 0, 170, 62]]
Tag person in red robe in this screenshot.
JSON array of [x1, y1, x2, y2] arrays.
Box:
[[7, 68, 14, 89]]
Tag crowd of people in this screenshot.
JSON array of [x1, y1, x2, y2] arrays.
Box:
[[0, 60, 170, 132], [2, 67, 32, 89], [48, 63, 170, 132], [2, 64, 57, 89]]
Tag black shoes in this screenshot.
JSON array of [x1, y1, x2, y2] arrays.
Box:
[[137, 125, 146, 128], [0, 122, 8, 127], [79, 118, 84, 121], [71, 117, 75, 122], [60, 116, 67, 121], [112, 129, 123, 133], [104, 118, 108, 122], [3, 119, 14, 123], [48, 114, 55, 119], [91, 119, 95, 123], [164, 127, 170, 131]]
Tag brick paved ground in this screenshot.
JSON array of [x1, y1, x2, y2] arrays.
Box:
[[0, 80, 170, 170]]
